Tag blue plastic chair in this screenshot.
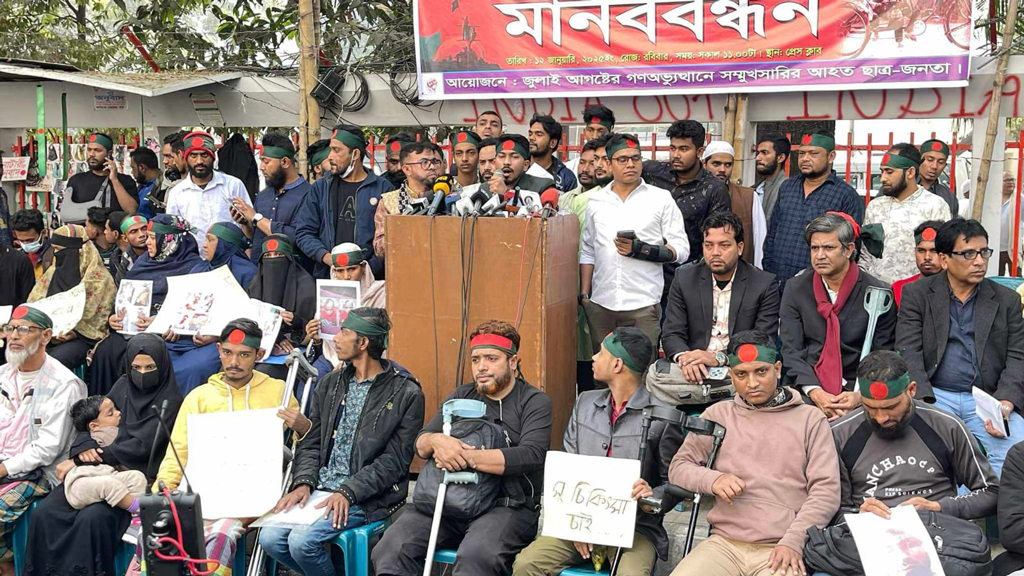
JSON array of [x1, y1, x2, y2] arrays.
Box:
[[990, 275, 1024, 290], [264, 517, 391, 576], [434, 549, 607, 575], [12, 501, 38, 576]]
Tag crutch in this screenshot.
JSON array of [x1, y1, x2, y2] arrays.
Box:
[[423, 399, 488, 576], [247, 349, 319, 576], [860, 286, 894, 361]]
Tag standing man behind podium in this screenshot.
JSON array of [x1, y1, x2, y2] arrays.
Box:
[[580, 134, 688, 363]]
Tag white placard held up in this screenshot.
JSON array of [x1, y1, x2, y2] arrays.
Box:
[[845, 506, 945, 576], [30, 283, 86, 337], [147, 267, 236, 336], [0, 306, 10, 348], [315, 280, 361, 340], [540, 451, 639, 548], [185, 408, 284, 520], [972, 387, 1008, 437], [251, 490, 334, 528], [115, 280, 153, 335], [1, 157, 30, 181], [200, 298, 283, 361]]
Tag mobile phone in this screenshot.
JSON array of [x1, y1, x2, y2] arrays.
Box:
[[617, 230, 635, 239]]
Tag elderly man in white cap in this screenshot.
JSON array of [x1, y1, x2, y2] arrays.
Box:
[[702, 141, 766, 266]]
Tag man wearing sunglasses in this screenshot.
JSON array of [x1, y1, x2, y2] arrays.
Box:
[[372, 141, 443, 258], [897, 217, 1024, 477]]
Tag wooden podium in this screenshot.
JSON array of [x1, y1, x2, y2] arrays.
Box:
[[385, 214, 579, 454]]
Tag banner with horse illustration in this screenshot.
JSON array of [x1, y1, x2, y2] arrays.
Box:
[[413, 0, 974, 99]]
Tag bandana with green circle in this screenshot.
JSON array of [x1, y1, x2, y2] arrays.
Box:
[[727, 343, 778, 367], [858, 372, 911, 400], [602, 332, 645, 374]]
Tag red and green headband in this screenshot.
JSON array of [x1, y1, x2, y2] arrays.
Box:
[[602, 332, 645, 374], [310, 147, 331, 167], [120, 215, 148, 234], [587, 115, 613, 131], [470, 333, 518, 356], [331, 250, 366, 268], [10, 305, 53, 330], [262, 236, 295, 257], [799, 133, 835, 152], [727, 344, 778, 367], [858, 372, 911, 400], [606, 136, 640, 159], [183, 132, 216, 157], [262, 146, 295, 161], [451, 130, 482, 149], [920, 139, 950, 157], [915, 226, 938, 245], [88, 133, 114, 151], [331, 127, 366, 152], [148, 220, 186, 235], [497, 138, 529, 160], [223, 328, 261, 349], [881, 152, 919, 170]]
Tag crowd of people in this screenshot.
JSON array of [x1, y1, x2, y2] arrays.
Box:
[[0, 107, 1023, 576]]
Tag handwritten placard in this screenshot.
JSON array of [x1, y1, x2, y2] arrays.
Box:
[[1, 157, 30, 182], [30, 283, 86, 337], [541, 451, 639, 548]]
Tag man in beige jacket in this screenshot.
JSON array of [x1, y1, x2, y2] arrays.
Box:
[[669, 330, 841, 576]]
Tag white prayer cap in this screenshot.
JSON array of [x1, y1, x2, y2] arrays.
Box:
[[701, 141, 735, 161]]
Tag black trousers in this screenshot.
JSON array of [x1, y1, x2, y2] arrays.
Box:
[[373, 505, 539, 576], [48, 338, 93, 370]]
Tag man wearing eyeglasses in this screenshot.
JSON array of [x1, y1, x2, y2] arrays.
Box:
[[372, 141, 443, 259], [0, 305, 85, 573], [897, 218, 1024, 477], [580, 134, 689, 362]]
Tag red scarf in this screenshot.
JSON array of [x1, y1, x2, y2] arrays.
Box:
[[812, 264, 859, 395]]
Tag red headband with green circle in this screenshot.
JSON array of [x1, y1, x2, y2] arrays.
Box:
[[915, 226, 937, 245], [858, 372, 911, 400], [727, 343, 778, 367], [224, 328, 261, 349], [470, 333, 517, 356]]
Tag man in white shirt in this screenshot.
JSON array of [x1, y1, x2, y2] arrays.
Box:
[[164, 131, 253, 251], [580, 133, 688, 363], [1000, 171, 1022, 275]]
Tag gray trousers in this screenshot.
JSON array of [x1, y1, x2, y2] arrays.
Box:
[[583, 301, 661, 363]]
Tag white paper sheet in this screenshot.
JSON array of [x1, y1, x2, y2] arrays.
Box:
[[147, 267, 236, 336], [250, 490, 334, 528], [973, 386, 1008, 437], [30, 283, 86, 337], [845, 506, 945, 576], [198, 298, 283, 361], [540, 451, 639, 548], [185, 408, 284, 520], [115, 280, 153, 335], [315, 280, 361, 340]]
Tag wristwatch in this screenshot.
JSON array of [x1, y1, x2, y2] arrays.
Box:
[[251, 212, 264, 224], [715, 351, 728, 367], [578, 292, 591, 304]]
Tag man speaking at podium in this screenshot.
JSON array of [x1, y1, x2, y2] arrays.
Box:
[[480, 135, 555, 197]]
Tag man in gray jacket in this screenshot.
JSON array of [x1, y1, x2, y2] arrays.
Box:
[[831, 350, 998, 521], [512, 328, 684, 575]]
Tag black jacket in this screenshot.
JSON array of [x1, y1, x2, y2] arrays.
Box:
[[641, 162, 732, 267], [291, 360, 425, 522], [780, 266, 897, 390], [897, 272, 1024, 409], [996, 443, 1024, 575], [662, 259, 779, 360]]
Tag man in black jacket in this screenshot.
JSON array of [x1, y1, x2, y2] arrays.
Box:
[[662, 212, 779, 383], [897, 218, 1024, 476], [259, 307, 424, 576], [374, 320, 553, 576], [994, 442, 1024, 576]]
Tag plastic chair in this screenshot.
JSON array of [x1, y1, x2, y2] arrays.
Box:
[[434, 548, 458, 565], [12, 501, 38, 576], [990, 276, 1024, 290], [264, 518, 391, 576], [434, 549, 607, 575]]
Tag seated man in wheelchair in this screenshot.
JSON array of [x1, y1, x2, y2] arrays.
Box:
[[260, 307, 424, 576], [512, 327, 684, 575], [668, 331, 840, 576]]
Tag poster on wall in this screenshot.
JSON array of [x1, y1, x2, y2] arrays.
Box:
[[413, 0, 974, 99]]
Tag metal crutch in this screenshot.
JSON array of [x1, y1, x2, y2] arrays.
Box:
[[422, 399, 488, 576], [860, 286, 894, 361], [247, 349, 319, 576]]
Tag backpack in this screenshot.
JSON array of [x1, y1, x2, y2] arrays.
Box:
[[412, 417, 508, 519], [804, 414, 991, 576], [645, 358, 734, 406]]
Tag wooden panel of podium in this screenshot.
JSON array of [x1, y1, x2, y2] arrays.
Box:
[[385, 214, 579, 467]]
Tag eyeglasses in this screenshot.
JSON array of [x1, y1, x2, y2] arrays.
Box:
[[949, 248, 994, 261], [404, 159, 444, 169], [613, 155, 643, 166], [1, 325, 41, 337]]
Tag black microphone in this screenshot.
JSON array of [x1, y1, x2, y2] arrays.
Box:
[[145, 400, 170, 495], [402, 195, 431, 215], [150, 402, 194, 493]]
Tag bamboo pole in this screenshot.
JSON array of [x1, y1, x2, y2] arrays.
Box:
[[297, 0, 321, 178], [733, 94, 749, 184]]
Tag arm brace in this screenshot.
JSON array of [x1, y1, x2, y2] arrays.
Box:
[[630, 239, 675, 263]]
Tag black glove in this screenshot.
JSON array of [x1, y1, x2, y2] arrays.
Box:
[[628, 239, 675, 263]]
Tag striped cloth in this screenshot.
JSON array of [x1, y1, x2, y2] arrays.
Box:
[[0, 479, 48, 560], [137, 518, 244, 576]]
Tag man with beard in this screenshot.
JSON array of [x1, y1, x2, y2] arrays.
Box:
[[512, 328, 683, 576], [150, 319, 308, 573], [462, 137, 499, 198], [450, 130, 482, 190], [831, 350, 997, 521], [560, 137, 604, 230], [260, 307, 424, 576], [232, 133, 312, 267], [107, 213, 148, 284], [0, 304, 85, 574], [372, 141, 442, 258], [130, 147, 164, 218], [296, 124, 393, 279], [525, 114, 577, 193], [780, 213, 896, 421], [643, 120, 731, 267], [481, 135, 555, 197], [669, 331, 839, 576], [161, 130, 188, 188], [754, 134, 790, 225], [374, 320, 553, 576], [62, 133, 139, 224], [564, 105, 615, 175], [702, 141, 764, 265], [164, 131, 252, 252], [764, 131, 862, 286], [383, 132, 416, 188], [861, 144, 950, 284], [663, 212, 779, 384], [892, 220, 944, 306], [474, 110, 503, 139], [917, 139, 959, 215], [307, 139, 332, 182], [897, 218, 1024, 476]]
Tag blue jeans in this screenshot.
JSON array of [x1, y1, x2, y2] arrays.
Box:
[[259, 505, 365, 576], [932, 387, 1024, 477]]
